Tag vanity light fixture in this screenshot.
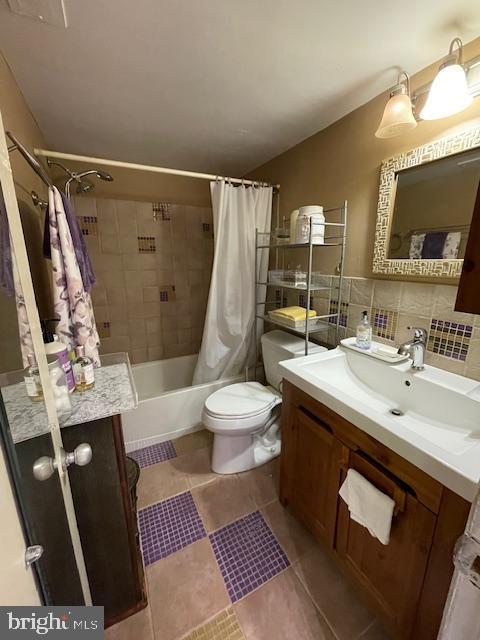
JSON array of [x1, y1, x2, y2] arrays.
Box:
[[420, 38, 472, 120], [375, 71, 417, 139]]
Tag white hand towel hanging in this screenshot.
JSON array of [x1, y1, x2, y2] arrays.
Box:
[[339, 468, 395, 545]]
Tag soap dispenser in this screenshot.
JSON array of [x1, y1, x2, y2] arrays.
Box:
[[356, 311, 372, 350]]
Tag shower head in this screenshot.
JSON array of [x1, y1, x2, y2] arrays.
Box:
[[75, 169, 114, 182], [63, 166, 114, 199], [96, 170, 113, 182], [75, 178, 95, 194]]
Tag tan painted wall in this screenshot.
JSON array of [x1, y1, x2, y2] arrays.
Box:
[[248, 37, 480, 282], [50, 161, 211, 206], [0, 51, 51, 373]]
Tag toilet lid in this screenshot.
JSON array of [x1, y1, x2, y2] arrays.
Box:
[[205, 382, 278, 419]]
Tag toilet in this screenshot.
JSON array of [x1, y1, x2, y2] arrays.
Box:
[[203, 330, 327, 474]]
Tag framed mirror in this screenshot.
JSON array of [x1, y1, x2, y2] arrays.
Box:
[[373, 127, 480, 278]]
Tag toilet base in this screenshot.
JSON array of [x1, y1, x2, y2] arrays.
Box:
[[211, 429, 281, 474]]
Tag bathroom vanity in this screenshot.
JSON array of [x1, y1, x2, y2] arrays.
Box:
[[279, 347, 476, 640], [0, 355, 146, 626]]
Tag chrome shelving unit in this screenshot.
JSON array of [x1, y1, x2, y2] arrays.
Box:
[[254, 200, 348, 373]]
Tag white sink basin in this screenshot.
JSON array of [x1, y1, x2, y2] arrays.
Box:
[[279, 344, 480, 500]]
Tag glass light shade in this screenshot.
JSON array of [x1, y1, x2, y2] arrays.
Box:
[[375, 93, 417, 139], [420, 63, 473, 120]]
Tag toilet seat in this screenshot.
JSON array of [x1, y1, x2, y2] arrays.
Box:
[[203, 382, 281, 436], [204, 381, 279, 420]]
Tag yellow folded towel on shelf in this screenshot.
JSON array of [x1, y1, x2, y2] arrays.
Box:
[[270, 306, 316, 321]]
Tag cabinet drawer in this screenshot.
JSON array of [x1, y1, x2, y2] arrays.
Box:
[[336, 451, 436, 639]]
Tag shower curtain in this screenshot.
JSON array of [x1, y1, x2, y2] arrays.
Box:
[[192, 181, 272, 385]]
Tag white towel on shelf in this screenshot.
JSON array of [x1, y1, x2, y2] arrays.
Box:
[[339, 469, 395, 545]]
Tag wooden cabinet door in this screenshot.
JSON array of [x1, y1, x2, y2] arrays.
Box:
[[336, 451, 436, 639], [280, 406, 348, 547]]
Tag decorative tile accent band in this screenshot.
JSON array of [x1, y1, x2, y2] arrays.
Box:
[[428, 319, 472, 361], [138, 491, 206, 566], [209, 511, 289, 603], [129, 440, 177, 468], [97, 321, 111, 338], [159, 285, 176, 302], [78, 215, 98, 236], [372, 307, 398, 341], [202, 222, 214, 239], [152, 202, 171, 221], [329, 300, 348, 327], [138, 235, 156, 253], [181, 608, 245, 640], [298, 293, 314, 309]]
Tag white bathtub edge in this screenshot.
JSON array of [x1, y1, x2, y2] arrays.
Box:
[[125, 422, 203, 453], [122, 372, 243, 453]]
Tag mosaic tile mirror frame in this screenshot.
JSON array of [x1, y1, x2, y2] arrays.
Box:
[[372, 125, 480, 279]]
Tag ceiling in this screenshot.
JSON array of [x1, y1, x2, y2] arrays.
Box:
[[0, 0, 479, 176]]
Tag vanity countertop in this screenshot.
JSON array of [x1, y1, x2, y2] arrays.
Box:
[[279, 345, 480, 502], [1, 354, 138, 443]]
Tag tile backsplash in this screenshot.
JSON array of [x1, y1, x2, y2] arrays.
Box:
[[271, 276, 480, 381], [72, 196, 213, 364]]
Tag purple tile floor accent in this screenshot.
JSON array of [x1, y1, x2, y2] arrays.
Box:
[[129, 440, 177, 468], [139, 491, 206, 565], [209, 511, 290, 603]]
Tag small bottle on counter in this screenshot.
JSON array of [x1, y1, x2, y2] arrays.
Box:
[[356, 310, 372, 350], [73, 345, 95, 392], [23, 353, 43, 402], [45, 334, 75, 393]]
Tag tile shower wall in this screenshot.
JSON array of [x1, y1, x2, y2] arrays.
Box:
[[272, 277, 480, 380], [72, 196, 213, 364]]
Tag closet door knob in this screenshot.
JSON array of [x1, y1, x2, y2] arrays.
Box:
[[32, 443, 92, 481]]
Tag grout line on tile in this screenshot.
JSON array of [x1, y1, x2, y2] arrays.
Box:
[[230, 564, 291, 606], [290, 558, 346, 640]]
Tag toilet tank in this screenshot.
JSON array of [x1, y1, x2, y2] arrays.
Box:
[[260, 330, 327, 390]]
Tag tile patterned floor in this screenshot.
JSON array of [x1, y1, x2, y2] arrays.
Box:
[[139, 491, 206, 565], [181, 608, 244, 640], [129, 440, 177, 468], [108, 429, 391, 640], [210, 511, 289, 603]]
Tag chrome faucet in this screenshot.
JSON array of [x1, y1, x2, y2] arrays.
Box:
[[397, 327, 428, 371]]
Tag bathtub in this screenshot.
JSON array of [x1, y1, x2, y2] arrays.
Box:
[[121, 354, 243, 452]]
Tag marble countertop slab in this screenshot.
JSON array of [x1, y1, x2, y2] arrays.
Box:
[[2, 357, 138, 444]]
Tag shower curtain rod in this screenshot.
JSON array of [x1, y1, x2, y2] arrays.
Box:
[[34, 148, 280, 189], [7, 132, 53, 187]]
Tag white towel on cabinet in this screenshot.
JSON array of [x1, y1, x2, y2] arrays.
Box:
[[339, 469, 395, 545]]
